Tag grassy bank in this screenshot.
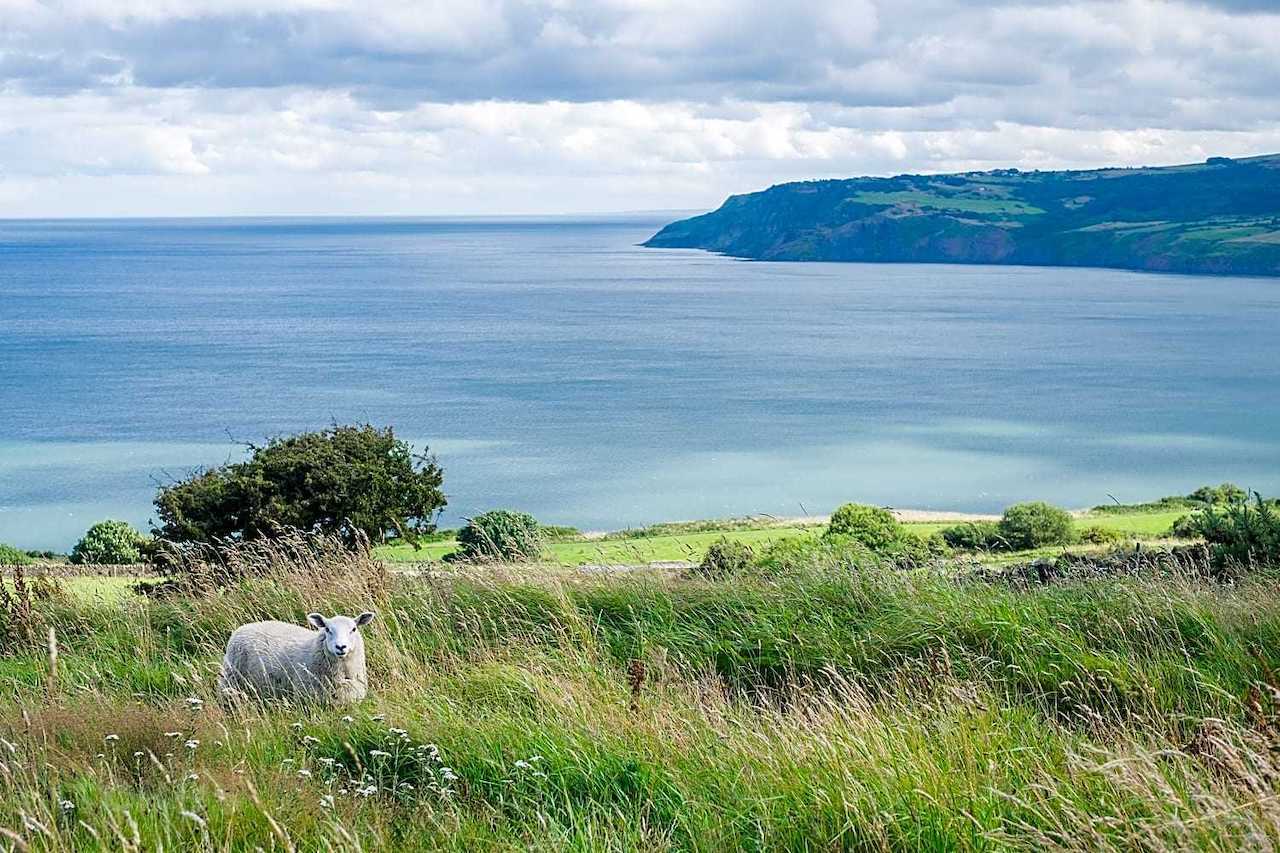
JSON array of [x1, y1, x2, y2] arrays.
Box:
[[2, 540, 1279, 850], [374, 509, 1185, 566]]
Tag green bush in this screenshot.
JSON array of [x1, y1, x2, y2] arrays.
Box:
[[0, 543, 33, 566], [997, 502, 1075, 550], [1077, 525, 1129, 545], [153, 424, 445, 548], [940, 521, 1004, 551], [693, 538, 755, 578], [824, 504, 901, 550], [1182, 493, 1280, 568], [1170, 514, 1199, 539], [1188, 482, 1247, 507], [70, 520, 146, 565], [454, 510, 544, 562], [538, 525, 583, 540]]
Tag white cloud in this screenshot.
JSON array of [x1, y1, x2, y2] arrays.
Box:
[[0, 0, 1277, 215]]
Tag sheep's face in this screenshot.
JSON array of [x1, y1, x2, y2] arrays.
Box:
[[307, 612, 375, 659]]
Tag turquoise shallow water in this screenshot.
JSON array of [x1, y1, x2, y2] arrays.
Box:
[[2, 215, 1278, 550]]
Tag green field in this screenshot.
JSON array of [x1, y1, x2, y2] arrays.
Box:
[[374, 509, 1185, 566], [3, 534, 1279, 850]]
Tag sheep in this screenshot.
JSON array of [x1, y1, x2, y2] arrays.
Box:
[[218, 611, 375, 705]]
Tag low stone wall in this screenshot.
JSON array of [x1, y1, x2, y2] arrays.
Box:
[[7, 563, 151, 578]]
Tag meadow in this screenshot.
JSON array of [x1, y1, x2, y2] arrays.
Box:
[[3, 524, 1280, 851], [374, 509, 1187, 567]]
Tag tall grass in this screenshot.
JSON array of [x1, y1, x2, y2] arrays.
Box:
[[2, 535, 1279, 850]]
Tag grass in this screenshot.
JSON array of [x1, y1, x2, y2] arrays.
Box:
[[375, 510, 1183, 566], [850, 190, 1045, 215], [3, 535, 1280, 850]]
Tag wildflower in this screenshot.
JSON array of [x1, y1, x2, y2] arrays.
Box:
[[440, 767, 457, 783], [185, 740, 200, 750], [291, 722, 304, 730], [369, 750, 390, 758], [104, 734, 120, 743], [357, 785, 377, 797], [297, 769, 312, 778], [59, 800, 75, 812], [341, 715, 354, 724], [164, 731, 182, 738], [388, 727, 407, 736], [514, 759, 531, 770], [317, 757, 335, 766], [185, 696, 204, 709], [319, 794, 334, 808], [302, 735, 320, 745], [133, 751, 144, 759], [186, 772, 199, 782]]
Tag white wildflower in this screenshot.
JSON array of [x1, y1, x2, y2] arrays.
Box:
[[319, 794, 334, 808], [59, 800, 75, 812], [357, 785, 377, 797], [184, 740, 200, 750], [104, 734, 120, 743]]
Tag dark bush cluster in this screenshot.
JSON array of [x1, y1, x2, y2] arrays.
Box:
[[453, 510, 544, 563], [940, 521, 1004, 551], [0, 543, 33, 566], [822, 503, 946, 568], [694, 537, 755, 578], [995, 501, 1075, 550], [153, 424, 445, 548], [942, 502, 1075, 552], [1177, 494, 1280, 568]]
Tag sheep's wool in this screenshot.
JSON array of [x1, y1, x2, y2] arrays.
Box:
[[219, 620, 367, 704]]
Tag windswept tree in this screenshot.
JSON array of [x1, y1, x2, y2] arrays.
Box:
[[153, 424, 445, 548]]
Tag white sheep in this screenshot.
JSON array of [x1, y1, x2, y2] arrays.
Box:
[[218, 611, 375, 705]]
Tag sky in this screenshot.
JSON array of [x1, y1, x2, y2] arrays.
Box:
[[1, 0, 1279, 217]]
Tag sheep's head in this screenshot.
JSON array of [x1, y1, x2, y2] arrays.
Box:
[[307, 611, 375, 659]]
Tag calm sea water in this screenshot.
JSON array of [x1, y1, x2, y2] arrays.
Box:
[[2, 216, 1279, 550]]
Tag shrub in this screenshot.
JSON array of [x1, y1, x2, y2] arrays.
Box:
[[824, 504, 901, 550], [940, 521, 1004, 551], [454, 510, 544, 562], [1182, 493, 1280, 568], [1170, 514, 1200, 539], [0, 543, 33, 566], [1077, 525, 1129, 545], [538, 525, 582, 540], [70, 520, 146, 565], [693, 538, 754, 578], [1188, 482, 1247, 507], [153, 424, 445, 548], [997, 502, 1075, 551]]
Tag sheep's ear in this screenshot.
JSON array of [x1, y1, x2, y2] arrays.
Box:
[[306, 613, 327, 630], [355, 611, 375, 628]]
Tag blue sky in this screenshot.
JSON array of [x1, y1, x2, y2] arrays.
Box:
[[1, 0, 1279, 216]]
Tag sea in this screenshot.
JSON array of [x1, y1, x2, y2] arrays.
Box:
[[2, 215, 1278, 550]]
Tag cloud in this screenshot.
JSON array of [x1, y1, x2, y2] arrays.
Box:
[[0, 0, 1277, 215]]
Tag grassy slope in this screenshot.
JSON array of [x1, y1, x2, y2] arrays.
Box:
[[375, 510, 1184, 566], [645, 154, 1280, 275], [3, 551, 1280, 850]]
